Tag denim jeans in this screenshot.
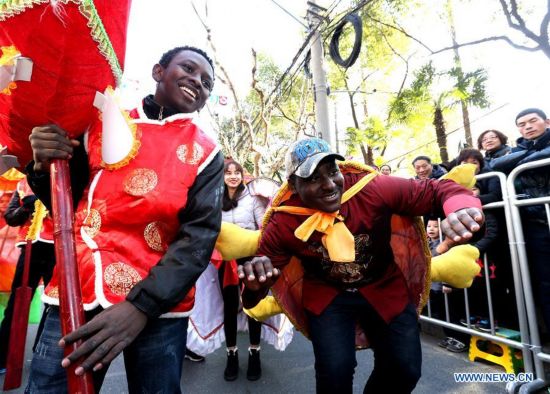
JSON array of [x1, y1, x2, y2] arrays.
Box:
[[307, 292, 421, 394], [25, 306, 188, 393]]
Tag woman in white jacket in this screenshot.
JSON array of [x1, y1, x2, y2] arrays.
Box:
[[219, 160, 267, 381], [186, 160, 293, 380]]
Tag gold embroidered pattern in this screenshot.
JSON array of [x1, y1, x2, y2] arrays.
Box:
[[103, 262, 142, 296], [46, 286, 59, 299], [144, 222, 167, 252], [176, 142, 204, 165], [123, 168, 158, 196], [82, 208, 101, 238]]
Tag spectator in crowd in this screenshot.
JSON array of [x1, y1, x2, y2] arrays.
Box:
[[380, 165, 392, 176], [455, 148, 501, 205], [0, 178, 55, 374], [477, 129, 512, 165], [442, 148, 515, 330], [490, 107, 550, 332], [412, 156, 447, 180], [425, 219, 457, 350], [219, 159, 267, 381]]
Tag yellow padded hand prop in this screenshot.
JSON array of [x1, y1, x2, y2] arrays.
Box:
[[439, 163, 477, 189], [243, 296, 283, 321], [431, 244, 481, 288], [215, 221, 261, 261]]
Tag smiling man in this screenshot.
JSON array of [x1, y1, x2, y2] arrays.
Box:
[[238, 137, 484, 394], [24, 46, 223, 393]]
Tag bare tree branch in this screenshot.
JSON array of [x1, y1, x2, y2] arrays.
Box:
[[364, 14, 434, 53], [500, 0, 540, 42], [432, 35, 540, 55]]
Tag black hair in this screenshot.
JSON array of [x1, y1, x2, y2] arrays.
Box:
[[515, 108, 547, 123], [158, 46, 215, 82], [456, 148, 484, 170], [380, 164, 392, 172], [222, 160, 245, 211], [412, 155, 431, 166], [477, 129, 508, 150]]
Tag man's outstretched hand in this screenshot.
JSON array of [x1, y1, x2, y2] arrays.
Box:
[[441, 207, 484, 243], [59, 301, 147, 375], [237, 256, 280, 292]]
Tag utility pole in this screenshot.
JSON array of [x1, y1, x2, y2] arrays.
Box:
[[307, 1, 334, 149]]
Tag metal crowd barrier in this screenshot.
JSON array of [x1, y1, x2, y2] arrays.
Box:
[[505, 157, 550, 393], [418, 159, 550, 393]]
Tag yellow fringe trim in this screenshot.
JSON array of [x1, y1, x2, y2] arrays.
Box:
[[0, 167, 25, 181], [25, 199, 47, 241], [0, 0, 123, 84], [77, 0, 123, 84]]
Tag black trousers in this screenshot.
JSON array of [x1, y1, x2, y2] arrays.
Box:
[[218, 261, 262, 348]]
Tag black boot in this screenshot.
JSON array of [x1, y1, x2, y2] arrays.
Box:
[[246, 348, 261, 381], [224, 348, 239, 381]]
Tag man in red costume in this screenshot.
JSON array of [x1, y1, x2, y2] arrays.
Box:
[[25, 46, 223, 393], [238, 138, 484, 394]]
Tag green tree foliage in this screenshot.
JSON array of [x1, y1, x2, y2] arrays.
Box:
[[388, 60, 489, 164], [325, 0, 415, 165]]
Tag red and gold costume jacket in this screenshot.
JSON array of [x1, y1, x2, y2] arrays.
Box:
[[43, 106, 219, 317]]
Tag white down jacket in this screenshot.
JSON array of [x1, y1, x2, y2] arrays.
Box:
[[222, 185, 267, 230]]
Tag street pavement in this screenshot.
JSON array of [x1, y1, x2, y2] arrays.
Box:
[[1, 323, 509, 393]]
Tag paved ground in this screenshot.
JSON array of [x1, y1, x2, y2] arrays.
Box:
[[0, 322, 511, 393]]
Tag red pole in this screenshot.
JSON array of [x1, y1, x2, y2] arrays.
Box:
[[3, 239, 33, 390], [50, 159, 95, 394]]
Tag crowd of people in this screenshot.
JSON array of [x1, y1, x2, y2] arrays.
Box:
[[400, 108, 550, 354], [0, 38, 548, 394]]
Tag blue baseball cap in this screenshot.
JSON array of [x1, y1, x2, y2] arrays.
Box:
[[285, 138, 344, 179]]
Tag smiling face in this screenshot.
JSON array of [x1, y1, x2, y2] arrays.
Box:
[[380, 165, 391, 175], [516, 113, 550, 141], [290, 158, 344, 213], [480, 131, 502, 152], [153, 50, 214, 114], [224, 163, 243, 191], [413, 159, 433, 180]]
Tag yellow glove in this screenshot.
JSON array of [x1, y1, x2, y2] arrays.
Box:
[[215, 222, 261, 261], [440, 163, 477, 189], [244, 295, 283, 321], [431, 244, 481, 288]]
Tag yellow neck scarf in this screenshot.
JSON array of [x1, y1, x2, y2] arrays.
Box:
[[273, 172, 377, 262]]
